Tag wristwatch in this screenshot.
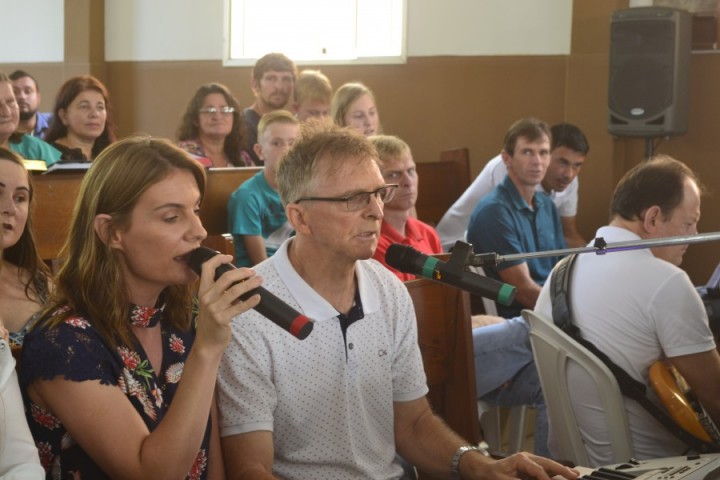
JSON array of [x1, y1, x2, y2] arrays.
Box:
[[450, 445, 490, 479]]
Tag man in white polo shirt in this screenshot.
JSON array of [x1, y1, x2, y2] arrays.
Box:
[[437, 123, 589, 251], [216, 123, 578, 480]]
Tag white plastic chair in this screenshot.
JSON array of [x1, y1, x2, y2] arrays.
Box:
[[522, 309, 633, 466]]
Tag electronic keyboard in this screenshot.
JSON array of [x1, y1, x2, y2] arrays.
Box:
[[581, 454, 720, 480]]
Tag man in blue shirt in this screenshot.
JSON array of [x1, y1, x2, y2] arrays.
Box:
[[467, 118, 566, 318], [10, 70, 52, 139]]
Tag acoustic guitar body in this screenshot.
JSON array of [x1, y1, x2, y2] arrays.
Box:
[[649, 360, 720, 444]]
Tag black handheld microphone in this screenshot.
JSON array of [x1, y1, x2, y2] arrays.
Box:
[[188, 247, 313, 340], [385, 244, 517, 306]]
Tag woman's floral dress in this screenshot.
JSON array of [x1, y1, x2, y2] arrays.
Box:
[[19, 304, 211, 480]]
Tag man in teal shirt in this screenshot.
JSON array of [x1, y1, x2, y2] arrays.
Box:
[[467, 118, 566, 318]]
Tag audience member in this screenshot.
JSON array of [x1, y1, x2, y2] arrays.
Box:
[[178, 82, 250, 167], [438, 123, 590, 250], [292, 69, 332, 122], [9, 70, 52, 139], [19, 136, 262, 478], [0, 74, 60, 166], [369, 134, 440, 280], [0, 322, 44, 478], [216, 123, 577, 479], [331, 81, 381, 136], [0, 147, 51, 349], [242, 53, 297, 166], [370, 134, 550, 456], [467, 118, 565, 318], [44, 75, 117, 162], [536, 155, 720, 465], [227, 110, 299, 267]]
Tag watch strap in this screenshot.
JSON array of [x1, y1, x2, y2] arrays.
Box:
[[450, 445, 490, 479]]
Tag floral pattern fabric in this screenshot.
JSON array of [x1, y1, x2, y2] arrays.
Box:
[[19, 304, 211, 479], [177, 138, 253, 167]]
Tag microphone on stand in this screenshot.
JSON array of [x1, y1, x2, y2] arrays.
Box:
[[385, 244, 517, 306]]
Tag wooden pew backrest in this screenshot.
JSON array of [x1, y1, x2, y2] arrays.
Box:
[[404, 275, 481, 450], [199, 167, 264, 236], [33, 167, 263, 262], [33, 171, 84, 261], [415, 147, 471, 226]]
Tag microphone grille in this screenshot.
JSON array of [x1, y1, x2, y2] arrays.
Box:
[[385, 244, 418, 272], [188, 246, 219, 275]]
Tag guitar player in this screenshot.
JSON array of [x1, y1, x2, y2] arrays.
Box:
[[534, 155, 720, 465]]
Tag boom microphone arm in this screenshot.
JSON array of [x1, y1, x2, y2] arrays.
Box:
[[460, 231, 720, 268]]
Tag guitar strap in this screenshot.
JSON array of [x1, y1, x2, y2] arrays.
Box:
[[549, 254, 719, 454]]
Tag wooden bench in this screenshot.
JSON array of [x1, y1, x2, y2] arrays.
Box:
[[32, 146, 471, 262], [405, 276, 481, 479], [415, 147, 472, 226], [33, 167, 262, 262]]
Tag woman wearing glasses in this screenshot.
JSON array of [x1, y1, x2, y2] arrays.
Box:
[[44, 75, 117, 162], [177, 83, 251, 168]]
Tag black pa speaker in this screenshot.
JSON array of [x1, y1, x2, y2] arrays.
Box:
[[608, 7, 691, 137]]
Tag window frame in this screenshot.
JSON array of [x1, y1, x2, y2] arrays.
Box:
[[222, 0, 408, 66]]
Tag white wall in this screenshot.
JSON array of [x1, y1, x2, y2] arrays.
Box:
[[1, 0, 574, 63], [105, 0, 225, 61], [105, 0, 573, 61], [407, 0, 572, 56], [0, 0, 64, 63]]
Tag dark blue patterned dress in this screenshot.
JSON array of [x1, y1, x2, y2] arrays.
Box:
[[19, 304, 211, 480]]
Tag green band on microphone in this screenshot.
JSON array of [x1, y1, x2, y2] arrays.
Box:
[[498, 284, 516, 306], [422, 256, 440, 279]]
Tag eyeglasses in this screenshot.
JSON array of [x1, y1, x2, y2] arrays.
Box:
[[198, 106, 235, 115], [295, 184, 398, 211]]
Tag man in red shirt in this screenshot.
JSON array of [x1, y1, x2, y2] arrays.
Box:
[[370, 135, 442, 280]]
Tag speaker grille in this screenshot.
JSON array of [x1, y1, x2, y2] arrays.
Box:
[[609, 20, 674, 119], [607, 7, 691, 137]]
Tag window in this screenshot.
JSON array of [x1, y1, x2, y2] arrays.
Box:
[[224, 0, 406, 66]]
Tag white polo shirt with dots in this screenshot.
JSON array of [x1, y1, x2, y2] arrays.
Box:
[[217, 238, 429, 480]]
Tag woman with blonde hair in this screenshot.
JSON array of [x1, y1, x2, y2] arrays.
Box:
[[20, 136, 261, 478], [330, 81, 382, 136]]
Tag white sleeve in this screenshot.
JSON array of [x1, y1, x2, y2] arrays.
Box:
[[555, 177, 579, 217], [436, 154, 505, 250], [652, 271, 715, 359], [0, 342, 45, 479]]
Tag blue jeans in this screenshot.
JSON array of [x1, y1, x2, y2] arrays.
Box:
[[473, 317, 549, 457]]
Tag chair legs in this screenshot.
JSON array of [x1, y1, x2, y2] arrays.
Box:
[[478, 401, 529, 454]]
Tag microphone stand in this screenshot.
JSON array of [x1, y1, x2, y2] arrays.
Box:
[[447, 231, 720, 268]]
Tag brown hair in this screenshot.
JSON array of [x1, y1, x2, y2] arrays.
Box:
[[252, 53, 297, 83], [0, 146, 50, 297], [177, 82, 247, 166], [330, 82, 382, 132], [502, 118, 551, 156], [611, 154, 703, 222], [44, 75, 117, 158]]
